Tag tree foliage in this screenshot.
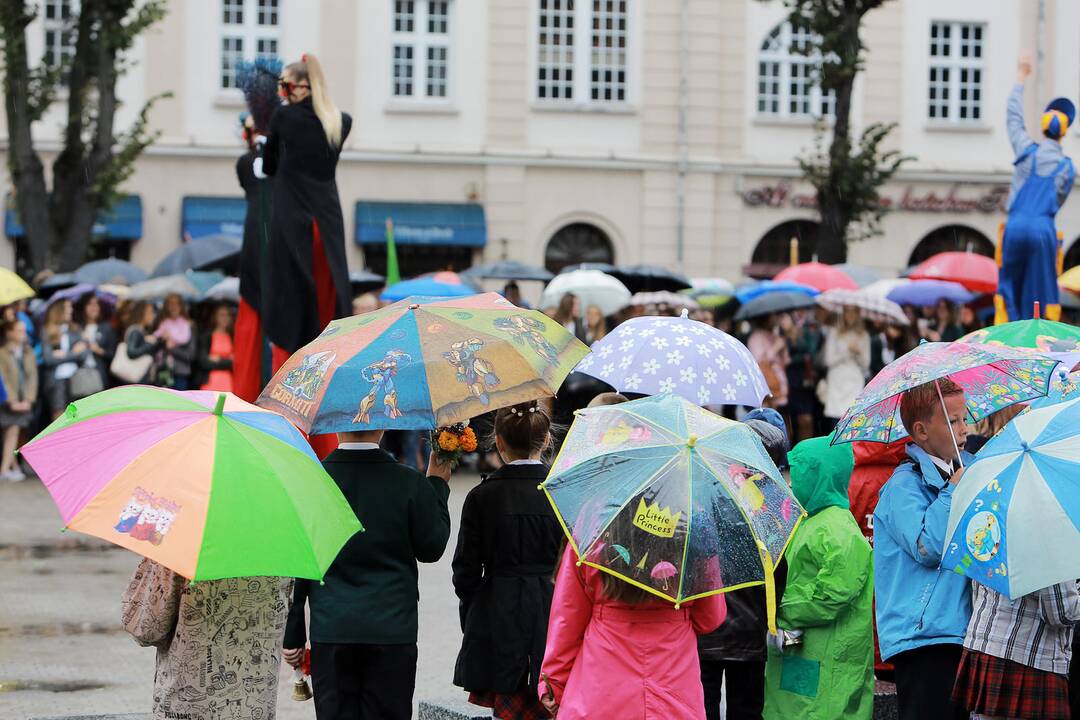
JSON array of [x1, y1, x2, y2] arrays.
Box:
[[0, 0, 169, 275], [781, 0, 912, 262]]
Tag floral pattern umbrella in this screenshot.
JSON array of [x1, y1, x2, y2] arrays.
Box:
[[832, 342, 1058, 445]]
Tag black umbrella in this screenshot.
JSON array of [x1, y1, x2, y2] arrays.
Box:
[[734, 291, 816, 321], [611, 264, 692, 293], [152, 234, 242, 278], [462, 260, 553, 282], [349, 269, 386, 295], [73, 258, 148, 286]]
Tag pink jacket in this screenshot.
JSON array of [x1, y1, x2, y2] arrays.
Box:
[[539, 548, 727, 719]]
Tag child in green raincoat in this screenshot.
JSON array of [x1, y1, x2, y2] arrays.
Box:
[[764, 435, 875, 720]]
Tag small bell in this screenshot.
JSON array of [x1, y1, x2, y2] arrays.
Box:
[[291, 668, 313, 702]]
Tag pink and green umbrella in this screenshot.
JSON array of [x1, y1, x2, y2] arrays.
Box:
[[832, 342, 1058, 445], [20, 386, 362, 581]]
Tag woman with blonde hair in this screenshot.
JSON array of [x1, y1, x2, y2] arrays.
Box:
[[262, 53, 352, 374], [40, 299, 87, 419], [821, 306, 871, 433]]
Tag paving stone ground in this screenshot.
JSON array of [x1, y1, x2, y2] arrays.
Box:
[[0, 474, 480, 718]]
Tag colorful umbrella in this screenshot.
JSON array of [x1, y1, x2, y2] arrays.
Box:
[[380, 272, 477, 303], [540, 269, 631, 316], [575, 310, 770, 407], [541, 393, 804, 629], [774, 262, 859, 292], [0, 267, 34, 306], [20, 387, 362, 581], [961, 319, 1080, 359], [908, 252, 997, 294], [734, 280, 819, 304], [814, 288, 909, 326], [832, 341, 1058, 446], [886, 279, 974, 307], [942, 397, 1080, 599], [734, 291, 815, 321], [257, 293, 590, 434]]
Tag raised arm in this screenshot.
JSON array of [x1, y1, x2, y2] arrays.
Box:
[[1008, 55, 1035, 159]]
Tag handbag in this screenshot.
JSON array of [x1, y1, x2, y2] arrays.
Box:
[[69, 365, 104, 399], [111, 329, 155, 385]]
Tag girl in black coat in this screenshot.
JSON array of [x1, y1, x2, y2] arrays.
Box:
[[453, 401, 562, 719], [262, 53, 352, 357]]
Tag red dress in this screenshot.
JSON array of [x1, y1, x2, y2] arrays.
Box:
[[201, 332, 234, 393]]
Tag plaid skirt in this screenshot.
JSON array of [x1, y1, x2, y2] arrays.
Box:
[[951, 648, 1071, 719], [469, 690, 550, 720]]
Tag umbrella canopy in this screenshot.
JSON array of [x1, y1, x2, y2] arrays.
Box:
[[814, 288, 909, 326], [380, 271, 477, 303], [774, 262, 859, 292], [863, 278, 910, 300], [961, 319, 1080, 356], [257, 293, 590, 434], [204, 276, 240, 303], [151, 234, 242, 278], [832, 342, 1058, 445], [462, 260, 553, 282], [41, 283, 116, 316], [1060, 266, 1080, 295], [349, 270, 386, 296], [126, 274, 201, 301], [37, 272, 78, 296], [20, 388, 362, 581], [540, 269, 632, 316], [943, 397, 1080, 599], [908, 252, 997, 294], [611, 264, 692, 293], [734, 291, 815, 322], [575, 310, 770, 407], [630, 291, 700, 310], [834, 264, 882, 288], [73, 258, 148, 286], [886, 279, 974, 307], [559, 262, 618, 275], [0, 267, 36, 306], [541, 393, 804, 623], [734, 280, 818, 304]]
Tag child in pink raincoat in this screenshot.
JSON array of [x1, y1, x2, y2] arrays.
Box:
[[538, 546, 727, 719]]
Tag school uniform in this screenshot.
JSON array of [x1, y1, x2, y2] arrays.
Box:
[[283, 443, 451, 720]]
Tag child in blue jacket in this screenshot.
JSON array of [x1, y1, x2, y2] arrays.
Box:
[[873, 378, 974, 720]]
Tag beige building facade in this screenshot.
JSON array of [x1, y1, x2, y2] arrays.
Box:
[[4, 0, 1080, 281]]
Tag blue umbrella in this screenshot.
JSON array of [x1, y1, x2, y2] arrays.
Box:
[[380, 272, 477, 303], [574, 309, 770, 407], [73, 259, 148, 286], [735, 280, 819, 304], [152, 234, 242, 278], [886, 279, 973, 307]]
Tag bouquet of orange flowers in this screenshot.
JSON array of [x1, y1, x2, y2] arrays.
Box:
[[430, 421, 478, 469]]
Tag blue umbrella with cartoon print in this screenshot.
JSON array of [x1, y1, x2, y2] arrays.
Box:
[[256, 293, 590, 434]]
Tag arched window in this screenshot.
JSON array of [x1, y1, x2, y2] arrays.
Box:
[[747, 219, 825, 278], [757, 21, 835, 119], [544, 222, 614, 274], [907, 224, 994, 267]]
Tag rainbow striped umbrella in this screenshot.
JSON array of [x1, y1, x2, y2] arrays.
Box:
[[20, 387, 361, 581]]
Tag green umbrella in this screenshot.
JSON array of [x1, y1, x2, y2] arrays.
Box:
[[961, 318, 1080, 356]]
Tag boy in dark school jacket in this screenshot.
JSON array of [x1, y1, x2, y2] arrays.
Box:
[[284, 429, 452, 719]]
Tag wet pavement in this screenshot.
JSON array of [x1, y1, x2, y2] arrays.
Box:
[[0, 473, 480, 718]]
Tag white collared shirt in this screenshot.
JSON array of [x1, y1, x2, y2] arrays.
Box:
[[507, 459, 543, 465], [928, 453, 956, 477], [338, 442, 381, 451]]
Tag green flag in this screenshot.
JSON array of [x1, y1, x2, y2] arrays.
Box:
[[385, 218, 401, 285]]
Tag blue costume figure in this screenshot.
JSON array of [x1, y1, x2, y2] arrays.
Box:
[[444, 338, 500, 405], [997, 55, 1076, 323], [492, 314, 560, 364], [354, 349, 411, 424]]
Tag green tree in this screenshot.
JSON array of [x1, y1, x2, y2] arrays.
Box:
[[781, 0, 911, 263], [0, 0, 168, 275]]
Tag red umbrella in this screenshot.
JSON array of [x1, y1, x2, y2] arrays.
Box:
[[774, 262, 859, 292], [908, 252, 997, 294]]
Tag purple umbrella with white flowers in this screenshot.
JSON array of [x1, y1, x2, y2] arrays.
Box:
[[574, 310, 770, 407]]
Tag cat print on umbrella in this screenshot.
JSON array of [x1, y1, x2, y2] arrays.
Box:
[[113, 487, 181, 546]]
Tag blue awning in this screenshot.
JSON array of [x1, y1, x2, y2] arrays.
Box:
[[355, 201, 486, 247], [181, 196, 246, 241], [5, 194, 142, 241]]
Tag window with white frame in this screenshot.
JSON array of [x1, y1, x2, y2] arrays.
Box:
[[756, 21, 835, 120], [391, 1, 451, 100], [537, 0, 629, 104], [928, 21, 984, 123], [220, 0, 280, 90], [43, 0, 76, 70]]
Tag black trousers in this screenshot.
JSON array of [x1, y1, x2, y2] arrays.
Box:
[[891, 644, 968, 720], [311, 641, 418, 720], [700, 658, 766, 720]]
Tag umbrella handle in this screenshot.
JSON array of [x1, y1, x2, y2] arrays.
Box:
[[934, 379, 964, 470]]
